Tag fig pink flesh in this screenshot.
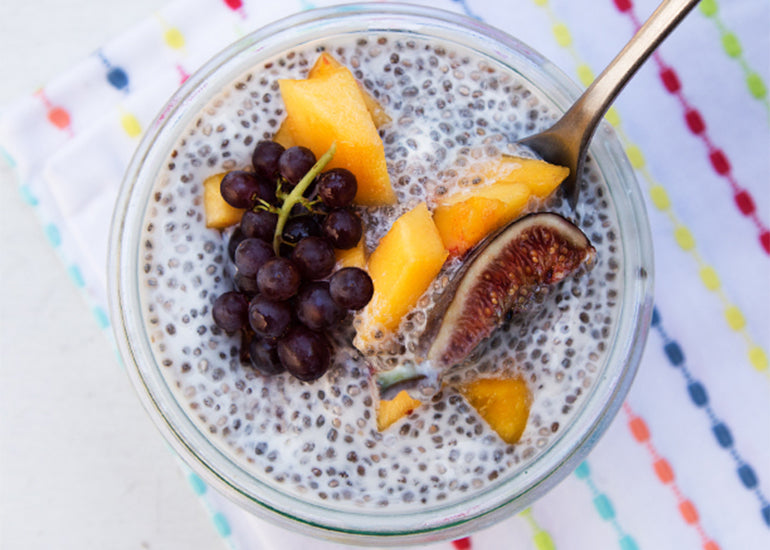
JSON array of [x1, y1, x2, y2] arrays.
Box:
[[424, 213, 595, 369]]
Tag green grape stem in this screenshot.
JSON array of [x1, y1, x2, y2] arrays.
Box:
[[273, 142, 337, 255]]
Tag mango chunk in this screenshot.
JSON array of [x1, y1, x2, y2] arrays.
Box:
[[458, 376, 532, 444], [307, 52, 391, 128], [434, 156, 568, 256], [203, 172, 245, 228], [272, 118, 297, 148], [433, 184, 529, 256], [279, 64, 396, 206], [335, 239, 367, 270], [376, 390, 422, 431], [504, 156, 570, 198], [356, 203, 448, 346]]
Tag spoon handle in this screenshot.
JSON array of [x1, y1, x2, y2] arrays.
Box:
[[555, 0, 701, 149]]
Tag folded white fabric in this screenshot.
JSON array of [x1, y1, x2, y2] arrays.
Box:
[[2, 0, 768, 549]]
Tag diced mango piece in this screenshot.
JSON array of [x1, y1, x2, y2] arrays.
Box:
[[335, 239, 367, 269], [433, 156, 568, 255], [502, 156, 569, 198], [272, 118, 297, 148], [433, 184, 529, 256], [357, 203, 448, 344], [376, 390, 422, 431], [308, 52, 391, 128], [458, 376, 532, 444], [203, 172, 245, 228], [279, 65, 396, 206]]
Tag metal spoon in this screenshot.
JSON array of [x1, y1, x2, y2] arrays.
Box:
[[518, 0, 701, 208]]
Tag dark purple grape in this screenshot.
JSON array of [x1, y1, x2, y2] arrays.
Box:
[[279, 146, 316, 186], [295, 282, 345, 331], [227, 227, 247, 262], [233, 271, 259, 295], [220, 170, 273, 208], [240, 209, 278, 241], [252, 140, 284, 179], [291, 236, 336, 280], [256, 257, 302, 301], [317, 168, 357, 208], [282, 216, 321, 245], [234, 238, 274, 277], [248, 336, 285, 375], [328, 267, 374, 310], [248, 295, 293, 338], [212, 291, 249, 332], [322, 208, 363, 249], [277, 325, 332, 381]]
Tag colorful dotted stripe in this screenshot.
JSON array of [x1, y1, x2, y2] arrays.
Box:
[[223, 0, 246, 18], [520, 508, 557, 550], [651, 307, 770, 528], [452, 536, 472, 549], [97, 50, 130, 93], [34, 88, 73, 136], [154, 12, 191, 87], [528, 0, 769, 378], [574, 461, 639, 550], [185, 470, 237, 548], [613, 0, 770, 256], [623, 403, 721, 549], [697, 0, 770, 119]]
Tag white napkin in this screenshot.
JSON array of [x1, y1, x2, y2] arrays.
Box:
[[2, 0, 768, 548]]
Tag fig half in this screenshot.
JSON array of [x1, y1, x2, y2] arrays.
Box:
[[419, 212, 595, 370]]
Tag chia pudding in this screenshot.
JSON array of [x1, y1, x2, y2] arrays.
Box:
[[128, 23, 636, 527]]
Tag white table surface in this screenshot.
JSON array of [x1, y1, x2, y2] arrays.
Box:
[[0, 2, 227, 549]]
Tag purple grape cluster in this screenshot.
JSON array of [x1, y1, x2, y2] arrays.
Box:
[[211, 140, 374, 382]]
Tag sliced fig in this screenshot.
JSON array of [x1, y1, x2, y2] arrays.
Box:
[[419, 212, 595, 370]]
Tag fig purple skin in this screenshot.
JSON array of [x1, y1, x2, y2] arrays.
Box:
[[419, 212, 595, 370]]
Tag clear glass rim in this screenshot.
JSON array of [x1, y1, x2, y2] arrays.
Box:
[[108, 2, 654, 545]]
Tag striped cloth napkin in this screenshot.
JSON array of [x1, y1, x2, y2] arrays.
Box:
[[1, 0, 768, 548]]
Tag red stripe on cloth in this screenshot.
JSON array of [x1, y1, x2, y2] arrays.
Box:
[[685, 109, 705, 134], [708, 149, 731, 175], [734, 190, 756, 216], [613, 0, 633, 12], [660, 67, 681, 93]]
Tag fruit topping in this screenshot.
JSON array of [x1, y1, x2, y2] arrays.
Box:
[[317, 168, 358, 208], [211, 291, 249, 333], [329, 267, 374, 310], [433, 156, 569, 256], [278, 145, 317, 187], [354, 202, 448, 350], [278, 59, 395, 205], [420, 212, 595, 370], [334, 238, 366, 270], [256, 257, 302, 301], [240, 209, 278, 242], [296, 281, 346, 331], [307, 52, 392, 128], [203, 173, 244, 229], [220, 170, 275, 208], [277, 325, 333, 382], [291, 236, 336, 280], [248, 336, 285, 376], [207, 137, 374, 383], [458, 375, 532, 444], [234, 237, 274, 278], [251, 140, 285, 179], [248, 294, 293, 339], [376, 390, 422, 431], [322, 208, 363, 250]]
